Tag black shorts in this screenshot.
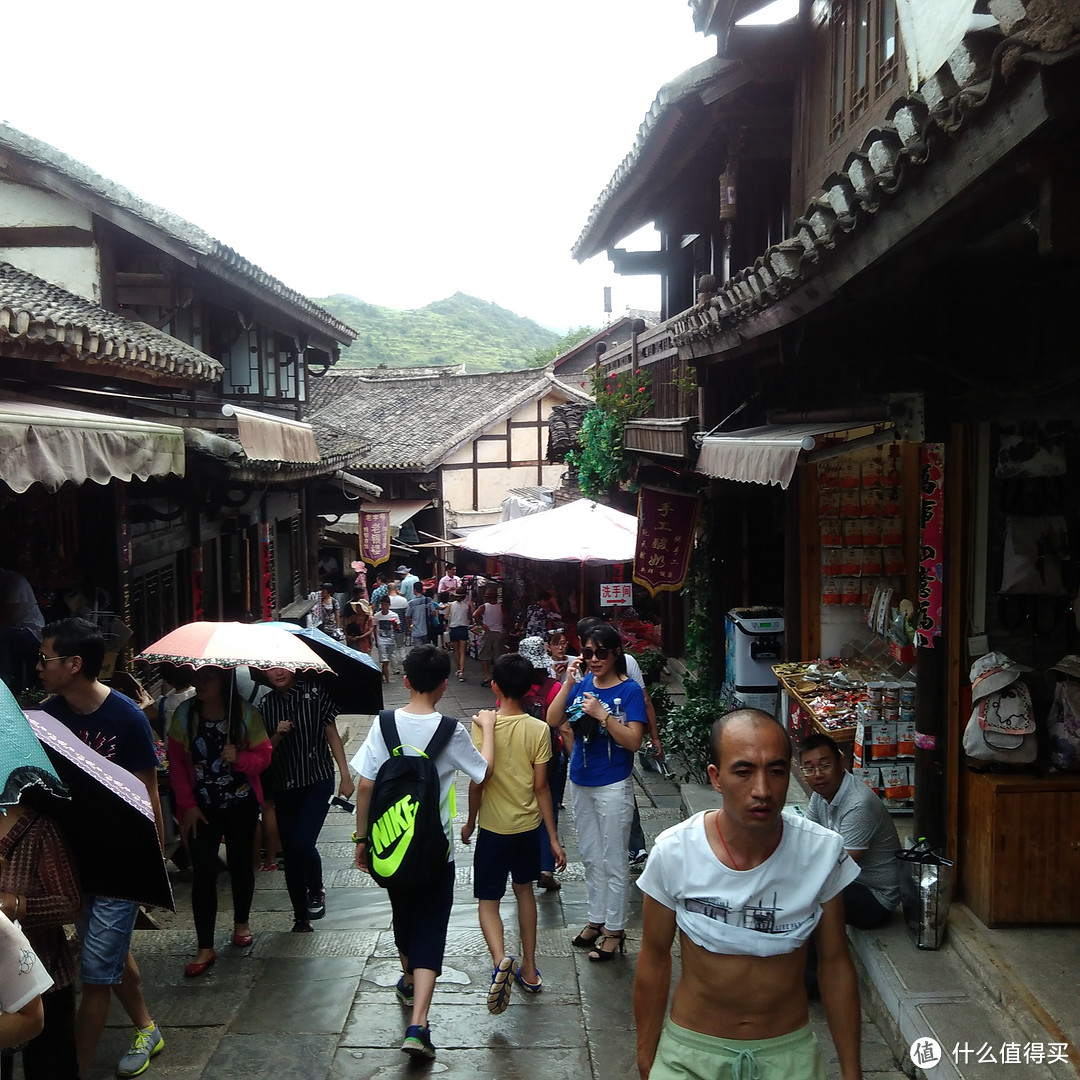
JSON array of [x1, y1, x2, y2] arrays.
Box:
[[473, 825, 543, 900], [389, 861, 455, 975], [449, 626, 469, 642]]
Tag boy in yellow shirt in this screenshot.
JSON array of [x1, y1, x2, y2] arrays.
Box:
[[461, 652, 566, 1014]]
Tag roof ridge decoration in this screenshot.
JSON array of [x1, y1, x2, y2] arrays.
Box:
[[0, 260, 223, 382], [671, 19, 1080, 350], [0, 123, 355, 343]]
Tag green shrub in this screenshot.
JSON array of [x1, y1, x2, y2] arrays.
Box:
[[631, 649, 667, 684], [660, 686, 733, 784]]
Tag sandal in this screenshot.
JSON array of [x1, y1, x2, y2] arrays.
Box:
[[513, 964, 542, 993], [571, 922, 604, 948], [588, 931, 626, 962]]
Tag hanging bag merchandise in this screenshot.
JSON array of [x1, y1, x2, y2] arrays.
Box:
[[895, 839, 954, 950], [962, 651, 1037, 767], [1046, 657, 1080, 772], [999, 515, 1069, 596]]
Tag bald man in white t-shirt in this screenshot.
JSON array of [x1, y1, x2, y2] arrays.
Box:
[[634, 710, 862, 1080]]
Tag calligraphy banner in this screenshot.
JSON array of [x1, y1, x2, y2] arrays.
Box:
[[359, 511, 391, 568], [633, 487, 699, 596], [917, 443, 945, 647]]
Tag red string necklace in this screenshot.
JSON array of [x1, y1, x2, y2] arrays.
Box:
[[713, 811, 782, 871]]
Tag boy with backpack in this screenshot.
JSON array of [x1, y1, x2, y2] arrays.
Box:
[[352, 645, 495, 1061], [460, 652, 566, 1014]]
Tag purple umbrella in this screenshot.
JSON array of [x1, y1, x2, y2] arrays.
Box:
[[23, 709, 174, 911]]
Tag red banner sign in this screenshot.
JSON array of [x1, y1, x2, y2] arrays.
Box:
[[359, 511, 391, 568], [917, 443, 945, 647], [633, 488, 699, 596]]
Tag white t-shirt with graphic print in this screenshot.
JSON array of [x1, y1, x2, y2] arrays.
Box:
[[637, 808, 859, 957]]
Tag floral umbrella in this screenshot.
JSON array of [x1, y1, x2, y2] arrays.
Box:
[[134, 621, 332, 673]]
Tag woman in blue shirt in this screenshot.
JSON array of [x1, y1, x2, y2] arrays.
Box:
[[546, 623, 645, 960]]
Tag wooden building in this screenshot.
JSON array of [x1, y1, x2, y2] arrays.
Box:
[[0, 122, 368, 668], [573, 0, 1080, 924]]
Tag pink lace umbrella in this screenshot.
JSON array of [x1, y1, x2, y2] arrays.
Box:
[[135, 621, 332, 673]]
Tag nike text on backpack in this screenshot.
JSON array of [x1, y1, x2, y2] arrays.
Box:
[[366, 710, 457, 889]]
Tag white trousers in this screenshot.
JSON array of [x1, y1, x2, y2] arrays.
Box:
[[570, 775, 635, 932]]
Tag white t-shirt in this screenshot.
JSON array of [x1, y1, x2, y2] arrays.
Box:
[[389, 594, 409, 631], [351, 708, 488, 857], [637, 809, 859, 957], [0, 913, 52, 1014]]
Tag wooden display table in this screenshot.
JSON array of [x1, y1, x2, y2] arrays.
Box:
[[961, 770, 1080, 927]]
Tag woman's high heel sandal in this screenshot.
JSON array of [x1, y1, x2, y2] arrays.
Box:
[[572, 922, 604, 948], [588, 931, 625, 962]]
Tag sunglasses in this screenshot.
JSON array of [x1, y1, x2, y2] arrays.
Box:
[[37, 652, 73, 665], [580, 646, 612, 661]]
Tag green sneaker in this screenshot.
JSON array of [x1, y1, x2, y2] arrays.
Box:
[[116, 1021, 164, 1077], [401, 1024, 435, 1060]]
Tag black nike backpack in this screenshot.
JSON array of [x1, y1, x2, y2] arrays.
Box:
[[366, 710, 457, 890]]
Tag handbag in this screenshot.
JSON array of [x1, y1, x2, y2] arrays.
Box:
[[895, 840, 954, 950], [962, 682, 1038, 765]]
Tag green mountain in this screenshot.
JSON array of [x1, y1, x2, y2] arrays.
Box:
[[314, 292, 562, 372]]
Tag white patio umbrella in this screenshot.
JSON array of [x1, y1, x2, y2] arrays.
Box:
[[458, 499, 637, 564]]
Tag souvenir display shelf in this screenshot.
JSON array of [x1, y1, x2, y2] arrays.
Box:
[[774, 637, 915, 813]]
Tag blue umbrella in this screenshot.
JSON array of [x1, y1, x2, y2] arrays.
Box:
[[262, 623, 383, 713], [0, 681, 68, 807]]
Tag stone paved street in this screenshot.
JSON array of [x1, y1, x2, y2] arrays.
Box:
[[71, 658, 907, 1080]]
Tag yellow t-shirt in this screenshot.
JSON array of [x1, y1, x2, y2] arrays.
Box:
[[470, 712, 552, 835]]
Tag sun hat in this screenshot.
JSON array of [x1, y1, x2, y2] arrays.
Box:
[[395, 564, 411, 573], [518, 636, 550, 670], [969, 651, 1031, 702], [350, 599, 373, 616], [1049, 655, 1080, 680]]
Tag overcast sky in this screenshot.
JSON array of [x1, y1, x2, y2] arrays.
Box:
[[2, 1, 716, 332]]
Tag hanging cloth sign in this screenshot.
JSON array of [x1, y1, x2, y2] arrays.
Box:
[[917, 443, 945, 647], [633, 488, 699, 596], [359, 511, 391, 568]]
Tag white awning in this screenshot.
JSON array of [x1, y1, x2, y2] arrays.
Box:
[[221, 403, 319, 463], [697, 423, 884, 490], [0, 401, 186, 493]]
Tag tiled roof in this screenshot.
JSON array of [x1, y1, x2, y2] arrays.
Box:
[[0, 124, 355, 344], [547, 401, 591, 462], [572, 56, 749, 261], [0, 260, 222, 382], [668, 17, 1080, 349], [306, 367, 591, 471]]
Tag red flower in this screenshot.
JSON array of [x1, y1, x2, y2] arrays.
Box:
[[638, 386, 646, 393]]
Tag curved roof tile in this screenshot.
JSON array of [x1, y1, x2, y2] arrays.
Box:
[[0, 261, 223, 382]]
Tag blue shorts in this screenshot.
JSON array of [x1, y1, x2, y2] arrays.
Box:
[[449, 626, 469, 642], [473, 825, 543, 900], [78, 894, 139, 985], [389, 861, 455, 976]]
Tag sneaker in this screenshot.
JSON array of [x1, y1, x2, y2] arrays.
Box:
[[395, 975, 414, 1007], [629, 848, 648, 865], [401, 1024, 436, 1060], [291, 920, 313, 933], [307, 889, 326, 920], [116, 1021, 164, 1078]]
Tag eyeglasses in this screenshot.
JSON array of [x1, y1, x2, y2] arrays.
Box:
[[37, 652, 72, 665], [800, 761, 835, 776], [580, 646, 611, 661]]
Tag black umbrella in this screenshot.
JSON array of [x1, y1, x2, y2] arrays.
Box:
[[264, 622, 384, 713], [23, 709, 174, 911]]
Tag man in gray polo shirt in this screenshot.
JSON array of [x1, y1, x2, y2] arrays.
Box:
[[799, 734, 900, 928]]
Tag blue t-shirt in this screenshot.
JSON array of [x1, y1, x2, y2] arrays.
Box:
[[567, 673, 646, 787], [43, 689, 158, 775]]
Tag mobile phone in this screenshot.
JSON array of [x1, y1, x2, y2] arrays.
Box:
[[329, 795, 356, 813]]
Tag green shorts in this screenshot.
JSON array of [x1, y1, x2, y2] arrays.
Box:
[[649, 1018, 826, 1080]]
